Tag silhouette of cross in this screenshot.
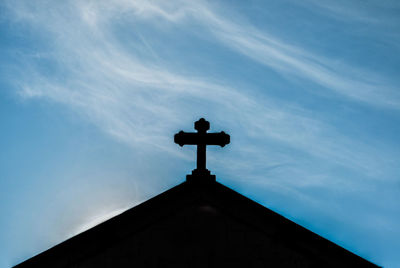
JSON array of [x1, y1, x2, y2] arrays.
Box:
[[174, 118, 230, 176]]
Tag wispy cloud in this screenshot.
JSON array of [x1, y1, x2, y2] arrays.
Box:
[[4, 0, 396, 180], [84, 0, 400, 109], [300, 0, 400, 24], [197, 2, 400, 108]]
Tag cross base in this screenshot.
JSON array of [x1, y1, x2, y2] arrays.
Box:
[[186, 168, 216, 184]]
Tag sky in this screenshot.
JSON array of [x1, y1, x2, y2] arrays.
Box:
[[0, 0, 399, 267]]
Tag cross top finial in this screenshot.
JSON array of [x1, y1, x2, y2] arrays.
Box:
[[174, 118, 230, 183], [194, 118, 210, 132]]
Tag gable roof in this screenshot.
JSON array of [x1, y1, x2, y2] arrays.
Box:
[[15, 180, 379, 267]]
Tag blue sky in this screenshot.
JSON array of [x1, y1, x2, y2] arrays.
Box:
[[1, 0, 400, 266]]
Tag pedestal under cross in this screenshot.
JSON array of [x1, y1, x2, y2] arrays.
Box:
[[174, 118, 230, 182]]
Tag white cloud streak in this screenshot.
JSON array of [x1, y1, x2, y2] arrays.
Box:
[[300, 0, 400, 25], [199, 2, 400, 108], [89, 0, 400, 109], [5, 0, 396, 180]]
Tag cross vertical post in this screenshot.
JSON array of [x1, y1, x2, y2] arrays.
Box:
[[194, 118, 209, 171], [197, 143, 206, 170], [174, 118, 230, 183]]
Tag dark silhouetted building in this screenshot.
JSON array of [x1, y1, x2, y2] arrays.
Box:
[[15, 119, 379, 267]]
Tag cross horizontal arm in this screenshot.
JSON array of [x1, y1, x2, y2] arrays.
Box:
[[203, 132, 230, 147], [174, 131, 230, 147]]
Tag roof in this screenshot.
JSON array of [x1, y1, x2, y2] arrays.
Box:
[[15, 179, 379, 267]]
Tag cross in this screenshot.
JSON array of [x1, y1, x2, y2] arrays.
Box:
[[174, 118, 230, 181]]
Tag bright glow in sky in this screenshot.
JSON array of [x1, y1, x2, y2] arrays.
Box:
[[1, 0, 400, 267]]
